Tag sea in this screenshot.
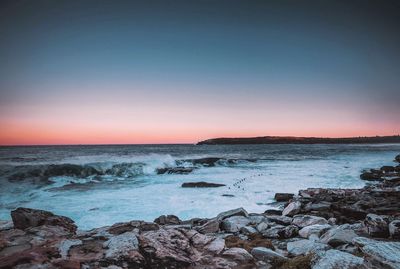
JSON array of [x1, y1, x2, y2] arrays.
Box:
[[1, 143, 399, 230]]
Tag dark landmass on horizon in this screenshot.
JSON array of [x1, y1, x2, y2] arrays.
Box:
[[197, 135, 400, 145]]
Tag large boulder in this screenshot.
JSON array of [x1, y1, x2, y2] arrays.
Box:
[[251, 247, 288, 263], [10, 207, 77, 233], [221, 216, 251, 233], [320, 225, 358, 247], [298, 224, 332, 239], [292, 215, 328, 228], [196, 218, 219, 234], [103, 232, 140, 260], [274, 193, 294, 202], [282, 201, 302, 217], [287, 239, 330, 256], [364, 214, 389, 238], [361, 241, 400, 269], [265, 215, 292, 226], [312, 249, 364, 269], [217, 208, 248, 221]]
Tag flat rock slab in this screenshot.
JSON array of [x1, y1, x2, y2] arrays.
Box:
[[362, 241, 400, 268], [181, 182, 226, 188], [312, 249, 364, 269]]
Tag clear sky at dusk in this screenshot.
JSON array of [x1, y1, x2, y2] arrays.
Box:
[[0, 0, 399, 145]]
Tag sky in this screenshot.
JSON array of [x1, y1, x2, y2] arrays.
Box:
[[0, 0, 399, 145]]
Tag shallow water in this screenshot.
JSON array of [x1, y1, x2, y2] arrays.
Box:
[[0, 144, 399, 230]]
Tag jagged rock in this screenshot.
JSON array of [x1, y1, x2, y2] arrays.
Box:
[[361, 241, 400, 269], [274, 193, 294, 202], [217, 208, 248, 221], [154, 215, 181, 225], [364, 213, 389, 238], [59, 239, 82, 258], [261, 225, 285, 238], [221, 216, 251, 233], [256, 222, 269, 232], [312, 249, 364, 269], [265, 215, 292, 226], [103, 232, 139, 259], [389, 220, 400, 239], [287, 239, 330, 256], [248, 214, 266, 224], [196, 218, 219, 234], [251, 247, 288, 263], [222, 248, 253, 262], [0, 220, 13, 231], [11, 208, 77, 234], [282, 201, 302, 216], [181, 181, 226, 188], [360, 171, 383, 181], [298, 224, 332, 239], [320, 224, 358, 247], [292, 215, 328, 228]]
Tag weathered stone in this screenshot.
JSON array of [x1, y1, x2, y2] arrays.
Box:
[[395, 154, 400, 163], [59, 239, 82, 258], [265, 215, 292, 226], [292, 215, 328, 228], [364, 213, 389, 238], [196, 218, 219, 234], [217, 208, 249, 221], [282, 201, 302, 217], [251, 247, 288, 263], [287, 239, 330, 256], [11, 208, 77, 233], [361, 241, 400, 269], [261, 225, 285, 239], [256, 222, 269, 232], [181, 181, 226, 188], [281, 225, 299, 239], [320, 225, 358, 247], [103, 232, 139, 259], [240, 226, 258, 235], [222, 248, 253, 262], [274, 193, 294, 202], [304, 201, 331, 211], [0, 220, 13, 231], [221, 216, 251, 233], [389, 220, 400, 239], [312, 249, 364, 269], [298, 224, 332, 239]]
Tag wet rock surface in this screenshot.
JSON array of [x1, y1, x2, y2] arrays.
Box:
[[1, 154, 400, 269]]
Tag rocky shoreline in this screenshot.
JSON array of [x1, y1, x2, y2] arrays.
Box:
[[0, 155, 399, 269]]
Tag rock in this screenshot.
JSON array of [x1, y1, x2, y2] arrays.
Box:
[[364, 213, 389, 238], [265, 215, 292, 226], [312, 249, 364, 269], [103, 232, 139, 259], [287, 239, 330, 256], [352, 236, 377, 247], [389, 220, 400, 239], [360, 171, 383, 181], [154, 215, 181, 225], [221, 216, 251, 233], [264, 209, 283, 215], [361, 241, 400, 269], [274, 193, 294, 202], [205, 237, 225, 254], [261, 225, 285, 238], [156, 167, 195, 174], [0, 220, 13, 231], [292, 215, 328, 228], [395, 155, 400, 163], [304, 201, 331, 211], [240, 226, 258, 235], [222, 248, 253, 262], [181, 181, 226, 188], [320, 225, 358, 247], [381, 166, 396, 173], [256, 222, 269, 232], [281, 225, 299, 239], [59, 239, 82, 258], [196, 218, 219, 234], [298, 224, 332, 239], [217, 208, 248, 221], [248, 214, 266, 224], [282, 201, 302, 216], [11, 207, 77, 233], [251, 247, 288, 263]]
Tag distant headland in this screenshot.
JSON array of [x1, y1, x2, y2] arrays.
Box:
[[197, 135, 400, 145]]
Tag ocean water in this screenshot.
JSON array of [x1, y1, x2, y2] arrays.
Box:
[[0, 144, 399, 230]]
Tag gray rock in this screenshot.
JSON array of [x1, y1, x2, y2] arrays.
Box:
[[361, 241, 400, 269], [389, 220, 400, 239], [248, 214, 266, 224], [281, 225, 299, 239], [292, 215, 328, 228], [59, 239, 82, 258], [265, 215, 292, 225], [217, 208, 249, 221], [312, 249, 364, 269], [299, 224, 332, 239], [256, 222, 269, 232], [223, 248, 254, 262], [305, 201, 331, 211], [364, 213, 389, 238], [287, 239, 330, 256], [240, 226, 258, 235], [251, 247, 288, 263], [352, 236, 379, 247], [196, 218, 220, 234], [221, 216, 251, 233], [0, 220, 13, 231], [320, 224, 358, 247], [103, 232, 139, 259], [274, 193, 294, 202], [262, 225, 285, 238], [282, 201, 302, 216]]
